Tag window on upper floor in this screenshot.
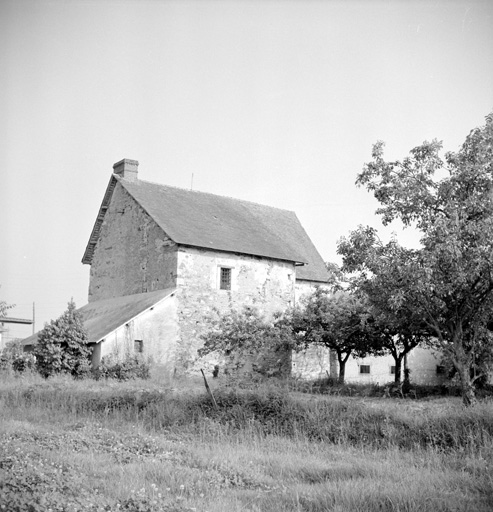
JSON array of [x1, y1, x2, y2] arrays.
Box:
[[390, 366, 396, 375], [220, 267, 232, 290]]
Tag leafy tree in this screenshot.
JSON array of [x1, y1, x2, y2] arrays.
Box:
[[339, 231, 432, 384], [199, 305, 293, 376], [288, 287, 379, 384], [0, 287, 14, 317], [34, 299, 91, 378], [325, 261, 345, 290], [340, 112, 493, 405], [367, 312, 429, 387]]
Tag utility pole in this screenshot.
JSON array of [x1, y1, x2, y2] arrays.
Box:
[[32, 302, 35, 334]]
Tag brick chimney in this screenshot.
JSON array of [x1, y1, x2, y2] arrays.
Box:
[[113, 159, 139, 181]]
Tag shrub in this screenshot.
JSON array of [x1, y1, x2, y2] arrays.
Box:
[[33, 299, 92, 378], [199, 305, 293, 377], [95, 355, 151, 381], [0, 339, 36, 373], [11, 352, 36, 373]]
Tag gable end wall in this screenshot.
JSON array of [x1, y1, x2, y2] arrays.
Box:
[[88, 183, 178, 302]]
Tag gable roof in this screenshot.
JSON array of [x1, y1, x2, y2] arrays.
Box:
[[83, 175, 329, 282], [23, 289, 175, 347]]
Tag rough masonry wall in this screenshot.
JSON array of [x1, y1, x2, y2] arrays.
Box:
[[295, 279, 324, 305], [88, 183, 178, 302], [292, 345, 332, 380], [174, 247, 296, 372]]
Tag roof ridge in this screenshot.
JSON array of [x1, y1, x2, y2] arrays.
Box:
[[119, 175, 295, 214]]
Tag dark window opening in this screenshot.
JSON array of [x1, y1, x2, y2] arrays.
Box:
[[220, 267, 231, 290], [134, 340, 143, 354], [390, 366, 396, 374], [360, 365, 371, 374], [436, 365, 445, 375]]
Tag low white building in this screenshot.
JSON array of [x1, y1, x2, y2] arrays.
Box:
[[293, 345, 447, 386]]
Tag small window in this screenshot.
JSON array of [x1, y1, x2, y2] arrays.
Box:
[[360, 365, 371, 374], [220, 267, 232, 290], [436, 365, 445, 375], [390, 366, 396, 375], [134, 340, 143, 354]]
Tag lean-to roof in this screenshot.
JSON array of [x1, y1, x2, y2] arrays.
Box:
[[22, 289, 174, 347]]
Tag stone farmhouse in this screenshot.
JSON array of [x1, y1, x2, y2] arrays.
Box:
[[25, 159, 330, 377], [22, 158, 446, 384]]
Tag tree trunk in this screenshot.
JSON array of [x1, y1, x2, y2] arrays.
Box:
[[394, 356, 402, 384], [457, 362, 477, 407], [338, 360, 346, 385], [337, 351, 350, 385], [448, 329, 477, 407], [402, 354, 411, 395]]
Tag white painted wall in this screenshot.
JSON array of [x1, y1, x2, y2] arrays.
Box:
[[292, 344, 448, 386], [96, 294, 179, 376], [343, 347, 446, 385]]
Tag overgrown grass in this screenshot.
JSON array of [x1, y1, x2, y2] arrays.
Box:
[[1, 370, 493, 511]]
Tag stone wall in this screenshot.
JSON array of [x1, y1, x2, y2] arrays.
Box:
[[292, 345, 332, 379], [88, 183, 177, 302], [294, 279, 323, 305], [174, 246, 296, 371]]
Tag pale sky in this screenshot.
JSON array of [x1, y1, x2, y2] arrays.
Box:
[[1, 0, 492, 341]]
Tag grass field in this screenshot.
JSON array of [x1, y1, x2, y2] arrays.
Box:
[[1, 371, 493, 512]]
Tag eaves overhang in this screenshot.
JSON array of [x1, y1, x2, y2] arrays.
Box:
[[82, 176, 118, 265]]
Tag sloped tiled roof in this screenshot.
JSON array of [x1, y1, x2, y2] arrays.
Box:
[[22, 289, 175, 347], [83, 175, 329, 283]]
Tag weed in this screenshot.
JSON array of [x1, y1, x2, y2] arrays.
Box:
[[1, 374, 493, 511]]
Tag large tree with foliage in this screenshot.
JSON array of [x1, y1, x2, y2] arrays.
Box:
[[288, 287, 379, 384], [339, 113, 493, 405], [34, 299, 91, 378], [339, 231, 432, 384]]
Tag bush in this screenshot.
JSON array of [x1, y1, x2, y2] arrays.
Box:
[[34, 299, 92, 378], [0, 340, 36, 373], [199, 305, 293, 377], [11, 353, 36, 373], [95, 356, 151, 381]]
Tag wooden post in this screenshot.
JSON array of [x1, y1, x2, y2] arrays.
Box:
[[201, 369, 218, 409]]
